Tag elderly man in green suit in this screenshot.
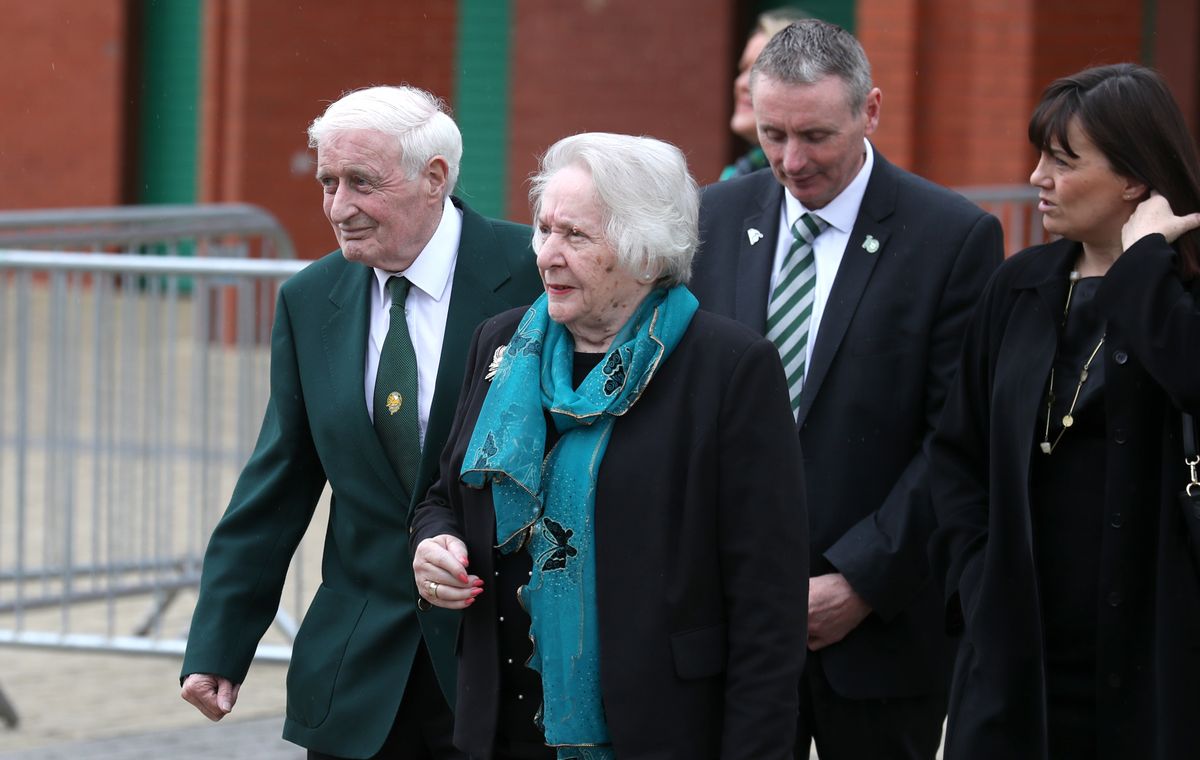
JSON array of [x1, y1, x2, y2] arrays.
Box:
[[180, 85, 543, 760]]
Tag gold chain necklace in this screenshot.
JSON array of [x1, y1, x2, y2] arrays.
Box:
[[1040, 271, 1106, 455]]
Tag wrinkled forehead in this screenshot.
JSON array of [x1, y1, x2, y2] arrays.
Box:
[[316, 128, 403, 167], [751, 72, 859, 112]]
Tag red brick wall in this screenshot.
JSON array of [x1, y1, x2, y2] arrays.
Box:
[[1152, 0, 1199, 134], [6, 0, 1189, 259], [200, 0, 457, 259], [506, 0, 734, 221], [1032, 0, 1143, 101], [861, 0, 1038, 188], [856, 0, 919, 169], [861, 0, 1142, 191], [0, 1, 127, 209]]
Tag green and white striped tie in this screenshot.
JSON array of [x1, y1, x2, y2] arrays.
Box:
[[766, 212, 828, 414]]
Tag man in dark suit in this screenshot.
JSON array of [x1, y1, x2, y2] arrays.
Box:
[[179, 86, 543, 760], [692, 20, 1003, 760]]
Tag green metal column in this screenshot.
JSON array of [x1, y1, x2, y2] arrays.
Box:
[[755, 0, 855, 33], [454, 0, 513, 219], [137, 0, 202, 204]]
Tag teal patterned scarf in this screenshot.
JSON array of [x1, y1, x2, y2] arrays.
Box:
[[461, 285, 697, 758]]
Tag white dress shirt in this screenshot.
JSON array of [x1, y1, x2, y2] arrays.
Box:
[[364, 197, 462, 446], [770, 139, 875, 381]]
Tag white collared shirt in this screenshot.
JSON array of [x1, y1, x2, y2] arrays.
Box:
[[364, 196, 462, 445], [770, 139, 875, 381]]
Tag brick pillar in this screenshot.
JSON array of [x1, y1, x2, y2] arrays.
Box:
[[856, 0, 919, 169], [507, 0, 735, 220], [1153, 0, 1200, 134], [198, 0, 456, 259]]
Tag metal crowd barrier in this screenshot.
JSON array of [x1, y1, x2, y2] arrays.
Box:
[[0, 204, 295, 259], [957, 184, 1050, 256], [0, 247, 312, 728]]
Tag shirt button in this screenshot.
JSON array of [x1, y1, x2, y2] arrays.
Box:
[[1108, 591, 1123, 607], [1113, 350, 1128, 365], [1108, 672, 1122, 688], [1110, 513, 1124, 528]]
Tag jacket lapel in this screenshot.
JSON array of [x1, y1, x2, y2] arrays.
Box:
[[1005, 238, 1076, 544], [735, 176, 786, 333], [321, 258, 408, 503], [794, 153, 893, 429], [413, 199, 520, 504]]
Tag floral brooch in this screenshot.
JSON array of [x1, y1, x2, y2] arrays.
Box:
[[484, 345, 506, 382]]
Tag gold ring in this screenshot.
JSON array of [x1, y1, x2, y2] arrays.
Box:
[[430, 581, 440, 600]]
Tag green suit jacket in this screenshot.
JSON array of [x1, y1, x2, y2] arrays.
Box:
[[181, 199, 543, 757]]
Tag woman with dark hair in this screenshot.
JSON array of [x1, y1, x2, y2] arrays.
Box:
[[931, 63, 1200, 759]]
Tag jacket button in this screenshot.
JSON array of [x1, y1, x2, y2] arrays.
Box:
[[1110, 513, 1123, 528], [1108, 591, 1123, 607], [1113, 350, 1128, 365], [1114, 429, 1127, 444]]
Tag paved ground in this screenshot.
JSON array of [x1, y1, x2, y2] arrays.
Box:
[[0, 715, 300, 760], [0, 646, 298, 759], [0, 639, 921, 760]]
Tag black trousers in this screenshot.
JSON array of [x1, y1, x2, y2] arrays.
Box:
[[308, 642, 464, 760], [795, 654, 946, 760]]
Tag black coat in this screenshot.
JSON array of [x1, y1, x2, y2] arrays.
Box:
[[930, 235, 1200, 759], [693, 155, 1003, 698], [411, 306, 809, 760]]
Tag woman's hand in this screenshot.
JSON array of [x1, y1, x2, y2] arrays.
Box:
[[1122, 191, 1200, 250], [413, 534, 483, 609]]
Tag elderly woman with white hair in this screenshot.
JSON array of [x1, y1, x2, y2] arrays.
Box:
[[410, 133, 808, 759]]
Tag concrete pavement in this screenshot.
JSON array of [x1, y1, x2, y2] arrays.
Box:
[[0, 716, 300, 760]]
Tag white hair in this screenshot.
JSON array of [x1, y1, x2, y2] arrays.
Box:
[[307, 85, 463, 195], [529, 133, 699, 287]]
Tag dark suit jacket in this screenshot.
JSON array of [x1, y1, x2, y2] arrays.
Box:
[[411, 306, 808, 760], [930, 236, 1200, 759], [181, 198, 544, 758], [692, 154, 1003, 699]]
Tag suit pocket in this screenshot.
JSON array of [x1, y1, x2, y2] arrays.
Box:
[[285, 584, 367, 729], [670, 624, 727, 680]]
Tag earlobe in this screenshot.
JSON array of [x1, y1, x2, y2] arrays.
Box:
[[1123, 180, 1149, 202]]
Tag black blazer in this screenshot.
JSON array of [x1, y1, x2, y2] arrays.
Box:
[[691, 154, 1003, 698], [411, 306, 808, 760], [182, 199, 544, 757], [930, 235, 1200, 759]]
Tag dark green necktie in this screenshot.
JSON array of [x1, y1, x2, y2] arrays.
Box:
[[373, 276, 421, 495]]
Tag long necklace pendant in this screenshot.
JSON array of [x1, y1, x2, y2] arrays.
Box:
[[1040, 441, 1053, 455], [1062, 414, 1075, 427]]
